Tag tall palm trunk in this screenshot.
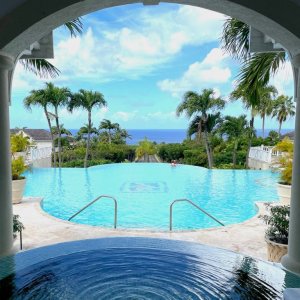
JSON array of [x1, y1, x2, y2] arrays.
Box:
[[108, 129, 112, 144], [203, 127, 213, 169], [246, 116, 254, 168], [54, 107, 62, 168], [44, 107, 56, 167], [84, 111, 91, 168], [278, 120, 282, 136], [204, 130, 213, 169], [233, 139, 238, 168], [262, 115, 265, 138]]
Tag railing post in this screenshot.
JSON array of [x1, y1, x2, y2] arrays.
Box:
[[68, 195, 118, 229], [170, 203, 173, 231], [114, 199, 117, 229], [169, 199, 224, 231]]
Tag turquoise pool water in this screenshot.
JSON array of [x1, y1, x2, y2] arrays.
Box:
[[24, 163, 279, 230]]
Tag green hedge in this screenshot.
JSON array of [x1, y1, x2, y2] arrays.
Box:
[[60, 143, 136, 167], [182, 149, 207, 167], [158, 143, 186, 162], [61, 159, 111, 168]]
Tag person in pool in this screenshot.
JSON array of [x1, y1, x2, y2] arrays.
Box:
[[171, 160, 177, 167]]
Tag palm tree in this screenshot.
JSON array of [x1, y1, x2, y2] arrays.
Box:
[[51, 124, 72, 146], [51, 124, 72, 136], [76, 124, 98, 141], [43, 83, 71, 168], [188, 112, 223, 166], [272, 95, 296, 135], [24, 89, 57, 166], [177, 89, 225, 168], [219, 115, 249, 167], [230, 86, 258, 167], [20, 19, 83, 78], [68, 89, 107, 168], [51, 125, 72, 151], [113, 128, 132, 144], [257, 86, 278, 138], [99, 119, 119, 144], [188, 112, 223, 167]]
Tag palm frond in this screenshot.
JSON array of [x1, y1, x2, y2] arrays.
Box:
[[238, 52, 286, 89], [20, 59, 60, 78], [64, 18, 83, 37], [221, 17, 250, 60]]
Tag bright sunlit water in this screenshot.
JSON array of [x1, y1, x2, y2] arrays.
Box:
[[24, 163, 279, 230]]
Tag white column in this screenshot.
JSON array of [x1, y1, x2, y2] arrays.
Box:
[[0, 52, 14, 257], [282, 54, 300, 274]]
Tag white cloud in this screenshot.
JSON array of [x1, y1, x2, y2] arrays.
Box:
[[113, 111, 137, 122], [270, 60, 294, 96], [43, 6, 225, 83], [95, 107, 109, 121], [158, 48, 231, 97], [11, 63, 45, 94], [12, 6, 226, 93]]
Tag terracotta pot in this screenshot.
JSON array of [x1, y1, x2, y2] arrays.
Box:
[[266, 237, 288, 262], [277, 183, 291, 205], [12, 178, 26, 204]]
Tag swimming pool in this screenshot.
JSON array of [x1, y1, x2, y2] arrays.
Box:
[[24, 163, 279, 230], [1, 238, 299, 299]]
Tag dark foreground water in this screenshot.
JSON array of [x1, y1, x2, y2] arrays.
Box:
[[1, 238, 300, 299]]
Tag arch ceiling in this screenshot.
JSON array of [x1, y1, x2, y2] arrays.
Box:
[[1, 0, 300, 58]]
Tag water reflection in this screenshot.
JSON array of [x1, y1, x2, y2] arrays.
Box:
[[1, 246, 297, 300]]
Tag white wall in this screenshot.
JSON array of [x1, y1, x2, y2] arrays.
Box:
[[35, 141, 52, 149]]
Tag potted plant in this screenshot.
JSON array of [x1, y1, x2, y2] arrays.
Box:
[[12, 157, 27, 204], [274, 138, 293, 205], [261, 204, 289, 262], [11, 133, 31, 159]]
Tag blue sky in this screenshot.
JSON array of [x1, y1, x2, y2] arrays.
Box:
[[10, 3, 295, 130]]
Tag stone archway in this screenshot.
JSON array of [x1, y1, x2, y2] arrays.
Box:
[[1, 0, 300, 275], [2, 0, 300, 57]]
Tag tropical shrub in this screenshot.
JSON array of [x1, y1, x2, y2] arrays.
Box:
[[11, 157, 27, 180], [13, 214, 25, 239], [275, 138, 293, 185], [11, 133, 30, 153], [135, 139, 157, 161], [261, 205, 290, 244]]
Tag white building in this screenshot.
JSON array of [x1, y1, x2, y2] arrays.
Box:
[[11, 128, 52, 149], [248, 145, 282, 170], [10, 128, 52, 167]]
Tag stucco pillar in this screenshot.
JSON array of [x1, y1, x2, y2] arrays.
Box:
[[0, 52, 14, 257], [281, 54, 300, 274]]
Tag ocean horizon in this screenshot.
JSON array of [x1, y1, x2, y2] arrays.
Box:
[[67, 128, 294, 145]]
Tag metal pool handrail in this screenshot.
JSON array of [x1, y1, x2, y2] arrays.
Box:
[[169, 199, 225, 231], [68, 195, 118, 229]]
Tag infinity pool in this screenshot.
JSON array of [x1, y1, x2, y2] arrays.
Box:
[[24, 163, 279, 230]]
